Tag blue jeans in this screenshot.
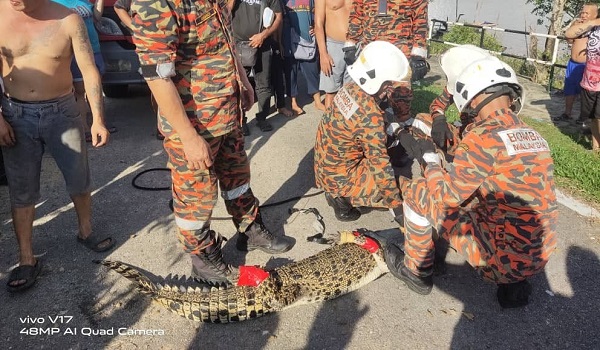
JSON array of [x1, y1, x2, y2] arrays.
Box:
[[0, 93, 90, 207]]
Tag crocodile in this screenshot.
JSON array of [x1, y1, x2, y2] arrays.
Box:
[[96, 230, 397, 323]]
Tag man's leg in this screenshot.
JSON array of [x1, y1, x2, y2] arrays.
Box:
[[70, 193, 112, 250], [254, 46, 273, 131], [43, 94, 114, 251], [564, 94, 576, 118], [165, 133, 237, 285], [300, 59, 326, 111], [214, 127, 294, 253], [10, 206, 36, 275]]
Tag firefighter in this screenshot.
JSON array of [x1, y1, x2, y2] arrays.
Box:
[[386, 56, 558, 308], [130, 0, 294, 286], [314, 41, 409, 221]]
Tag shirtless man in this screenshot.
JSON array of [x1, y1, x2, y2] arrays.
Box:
[[557, 3, 599, 122], [0, 0, 112, 293], [314, 0, 352, 110]]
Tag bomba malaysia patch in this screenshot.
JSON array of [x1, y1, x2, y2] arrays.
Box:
[[334, 87, 359, 120], [498, 128, 550, 155]]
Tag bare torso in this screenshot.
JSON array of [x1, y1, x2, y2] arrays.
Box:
[[570, 36, 588, 63], [324, 0, 351, 42], [0, 1, 75, 101]]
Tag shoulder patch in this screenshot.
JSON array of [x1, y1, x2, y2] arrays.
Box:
[[333, 87, 359, 120], [497, 128, 550, 155]]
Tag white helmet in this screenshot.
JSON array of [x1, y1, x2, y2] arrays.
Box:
[[347, 41, 410, 95], [440, 44, 490, 94], [453, 56, 524, 114]]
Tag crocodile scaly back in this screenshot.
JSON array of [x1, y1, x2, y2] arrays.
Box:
[[97, 240, 388, 323]]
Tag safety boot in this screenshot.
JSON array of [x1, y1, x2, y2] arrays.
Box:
[[384, 240, 433, 295], [324, 193, 361, 222], [191, 229, 238, 286], [497, 280, 532, 308], [236, 214, 295, 254]]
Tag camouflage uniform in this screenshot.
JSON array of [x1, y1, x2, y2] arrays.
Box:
[[346, 0, 429, 121], [401, 109, 558, 284], [411, 88, 462, 156], [131, 0, 259, 254], [314, 82, 402, 208]]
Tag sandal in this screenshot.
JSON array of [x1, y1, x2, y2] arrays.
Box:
[[77, 235, 116, 252], [7, 260, 42, 293]]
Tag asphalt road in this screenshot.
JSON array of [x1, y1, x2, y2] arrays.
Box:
[[1, 68, 599, 350]]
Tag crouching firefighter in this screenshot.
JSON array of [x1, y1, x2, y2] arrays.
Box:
[[130, 0, 294, 286], [314, 41, 410, 222], [386, 56, 558, 308]]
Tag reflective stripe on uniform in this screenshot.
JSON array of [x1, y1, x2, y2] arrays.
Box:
[[412, 118, 432, 137], [403, 202, 430, 227], [175, 217, 207, 231], [221, 183, 250, 200]]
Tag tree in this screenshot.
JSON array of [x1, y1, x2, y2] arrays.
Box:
[[526, 0, 592, 58]]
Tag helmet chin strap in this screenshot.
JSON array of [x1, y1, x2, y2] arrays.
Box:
[[465, 85, 520, 123]]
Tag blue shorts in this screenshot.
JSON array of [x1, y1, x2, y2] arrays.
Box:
[[0, 93, 90, 207], [563, 59, 585, 96], [71, 52, 106, 82], [319, 37, 351, 93]]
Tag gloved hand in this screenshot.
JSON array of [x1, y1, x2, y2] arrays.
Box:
[[410, 56, 430, 82], [343, 44, 358, 65], [397, 131, 437, 165], [431, 116, 454, 149], [386, 122, 401, 137]]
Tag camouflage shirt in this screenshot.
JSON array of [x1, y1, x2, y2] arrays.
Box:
[[423, 109, 558, 267], [131, 0, 240, 137], [314, 82, 402, 208], [347, 0, 429, 58]]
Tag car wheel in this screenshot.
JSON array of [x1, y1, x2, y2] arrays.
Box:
[[103, 84, 129, 98]]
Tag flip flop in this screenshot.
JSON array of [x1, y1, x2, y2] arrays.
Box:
[[6, 260, 42, 293], [77, 235, 116, 252]]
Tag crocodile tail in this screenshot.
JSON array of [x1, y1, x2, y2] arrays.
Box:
[[94, 260, 157, 294]]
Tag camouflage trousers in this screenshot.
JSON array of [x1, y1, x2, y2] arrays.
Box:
[[163, 126, 258, 255], [400, 177, 552, 285], [343, 164, 399, 208]]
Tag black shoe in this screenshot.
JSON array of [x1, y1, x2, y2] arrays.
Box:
[[236, 217, 294, 254], [390, 206, 404, 226], [242, 122, 250, 136], [257, 120, 273, 132], [433, 236, 448, 276], [384, 242, 433, 295], [190, 229, 238, 286], [497, 280, 532, 308], [324, 193, 361, 222]]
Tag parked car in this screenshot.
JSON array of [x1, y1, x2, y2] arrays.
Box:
[[95, 0, 145, 97]]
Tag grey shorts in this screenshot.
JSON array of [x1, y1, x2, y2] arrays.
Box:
[[319, 37, 351, 93], [0, 93, 90, 207]]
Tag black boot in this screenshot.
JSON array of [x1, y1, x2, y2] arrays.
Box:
[[190, 229, 238, 286], [236, 214, 295, 254], [384, 240, 433, 295], [390, 206, 404, 226], [324, 193, 361, 222], [433, 234, 449, 276], [497, 280, 532, 308]]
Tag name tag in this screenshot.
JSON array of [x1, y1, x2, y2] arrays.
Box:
[[195, 8, 216, 26], [333, 87, 359, 120], [498, 128, 550, 155]]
